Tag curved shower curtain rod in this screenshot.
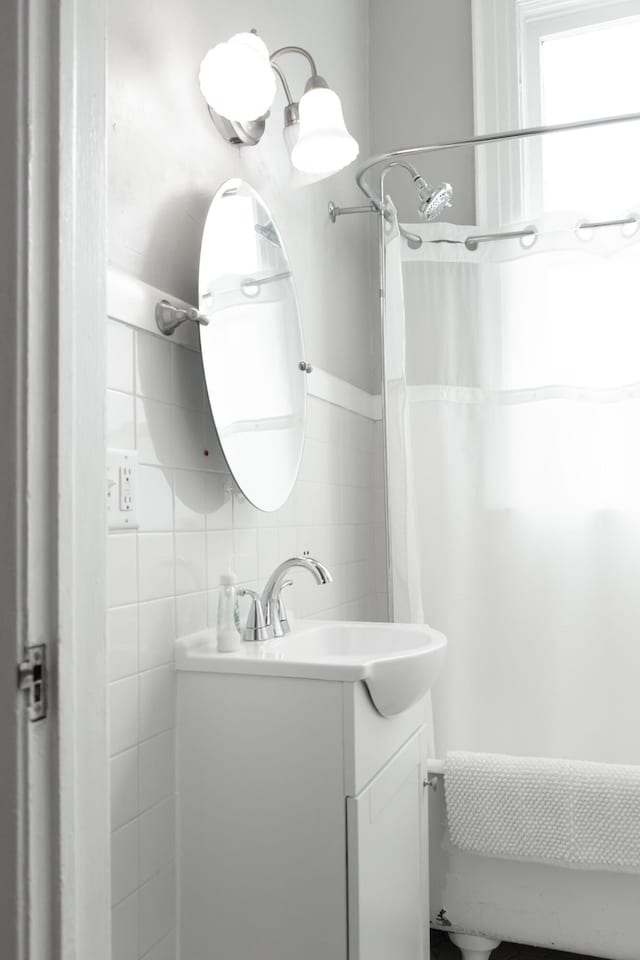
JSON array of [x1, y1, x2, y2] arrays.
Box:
[[355, 110, 640, 207], [356, 108, 640, 620]]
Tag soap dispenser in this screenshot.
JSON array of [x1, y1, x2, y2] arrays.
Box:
[[216, 571, 241, 653]]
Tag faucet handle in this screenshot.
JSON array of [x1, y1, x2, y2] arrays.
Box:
[[238, 589, 271, 643], [274, 579, 294, 636]]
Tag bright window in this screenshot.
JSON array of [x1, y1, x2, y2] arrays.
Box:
[[540, 17, 640, 216], [471, 0, 640, 223]]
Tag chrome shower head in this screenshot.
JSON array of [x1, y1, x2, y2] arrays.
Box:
[[414, 176, 453, 221]]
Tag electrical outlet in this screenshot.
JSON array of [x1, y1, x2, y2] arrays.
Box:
[[107, 449, 139, 530]]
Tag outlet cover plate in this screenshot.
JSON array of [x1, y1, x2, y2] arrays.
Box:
[[107, 448, 139, 531]]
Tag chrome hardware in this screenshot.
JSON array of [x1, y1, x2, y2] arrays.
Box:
[[465, 226, 538, 252], [355, 111, 640, 217], [206, 105, 267, 148], [577, 214, 640, 235], [353, 111, 640, 250], [155, 299, 210, 337], [273, 579, 294, 636], [425, 759, 444, 789], [240, 271, 292, 297], [328, 187, 423, 248], [328, 200, 378, 222], [18, 644, 47, 721], [298, 361, 313, 373], [204, 41, 345, 152], [238, 588, 271, 643], [262, 557, 332, 638]]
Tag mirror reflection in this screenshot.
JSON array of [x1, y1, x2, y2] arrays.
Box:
[[198, 178, 306, 512]]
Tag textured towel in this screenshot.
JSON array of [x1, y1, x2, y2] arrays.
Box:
[[444, 751, 640, 873]]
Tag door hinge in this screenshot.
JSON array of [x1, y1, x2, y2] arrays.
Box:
[[18, 644, 47, 722]]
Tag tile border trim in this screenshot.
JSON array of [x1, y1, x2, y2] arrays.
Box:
[[107, 267, 382, 421]]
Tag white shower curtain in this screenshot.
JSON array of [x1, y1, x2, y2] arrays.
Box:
[[383, 206, 424, 624], [385, 211, 640, 765]]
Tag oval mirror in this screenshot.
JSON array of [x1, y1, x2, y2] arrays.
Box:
[[198, 179, 306, 512]]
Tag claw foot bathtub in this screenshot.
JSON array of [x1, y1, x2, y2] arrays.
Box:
[[429, 772, 640, 959]]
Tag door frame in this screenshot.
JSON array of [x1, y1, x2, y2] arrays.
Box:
[[1, 0, 109, 957]]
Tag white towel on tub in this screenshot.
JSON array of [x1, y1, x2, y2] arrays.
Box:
[[444, 751, 640, 873]]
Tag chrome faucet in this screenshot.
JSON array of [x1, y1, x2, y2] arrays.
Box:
[[238, 588, 271, 642], [260, 556, 332, 639]]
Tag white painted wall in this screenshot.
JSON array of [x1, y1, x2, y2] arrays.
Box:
[[106, 275, 387, 960], [107, 3, 386, 955], [108, 0, 378, 393], [369, 0, 476, 224]]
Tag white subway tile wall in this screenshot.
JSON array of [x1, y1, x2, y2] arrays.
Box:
[[106, 314, 387, 959]]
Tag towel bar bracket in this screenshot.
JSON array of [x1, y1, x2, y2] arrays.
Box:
[[155, 299, 210, 337]]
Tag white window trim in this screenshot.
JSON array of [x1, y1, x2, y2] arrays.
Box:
[[471, 0, 640, 223]]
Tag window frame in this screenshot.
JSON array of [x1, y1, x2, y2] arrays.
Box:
[[471, 0, 640, 223]]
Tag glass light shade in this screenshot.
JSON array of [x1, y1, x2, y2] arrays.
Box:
[[290, 88, 359, 174], [199, 32, 276, 122], [284, 123, 334, 186], [283, 121, 299, 158]]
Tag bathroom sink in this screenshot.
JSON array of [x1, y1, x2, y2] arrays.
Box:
[[175, 619, 447, 717]]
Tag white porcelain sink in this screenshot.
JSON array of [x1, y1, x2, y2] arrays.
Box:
[[175, 619, 447, 717]]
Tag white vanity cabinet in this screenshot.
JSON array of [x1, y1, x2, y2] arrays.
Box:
[[177, 669, 430, 960], [348, 730, 428, 960]]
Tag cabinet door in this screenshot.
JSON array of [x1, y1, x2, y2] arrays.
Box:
[[347, 729, 428, 960]]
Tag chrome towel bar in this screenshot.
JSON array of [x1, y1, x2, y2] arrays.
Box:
[[424, 758, 445, 789]]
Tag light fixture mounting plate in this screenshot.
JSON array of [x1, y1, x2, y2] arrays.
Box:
[[207, 106, 266, 146]]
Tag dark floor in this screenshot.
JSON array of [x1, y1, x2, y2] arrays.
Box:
[[431, 930, 602, 960]]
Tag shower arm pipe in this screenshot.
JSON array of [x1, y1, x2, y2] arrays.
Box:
[[333, 160, 422, 214], [329, 162, 423, 245], [329, 166, 423, 247], [357, 110, 640, 207], [378, 162, 423, 247]]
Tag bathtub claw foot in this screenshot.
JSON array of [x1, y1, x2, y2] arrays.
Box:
[[448, 932, 501, 960]]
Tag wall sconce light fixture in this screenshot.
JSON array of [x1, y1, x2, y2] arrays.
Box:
[[199, 30, 359, 176]]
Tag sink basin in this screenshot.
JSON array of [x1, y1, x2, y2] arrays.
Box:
[[175, 619, 447, 717]]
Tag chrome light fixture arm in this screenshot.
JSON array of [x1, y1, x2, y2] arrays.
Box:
[[270, 45, 318, 78], [269, 46, 327, 132], [270, 61, 298, 128]]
